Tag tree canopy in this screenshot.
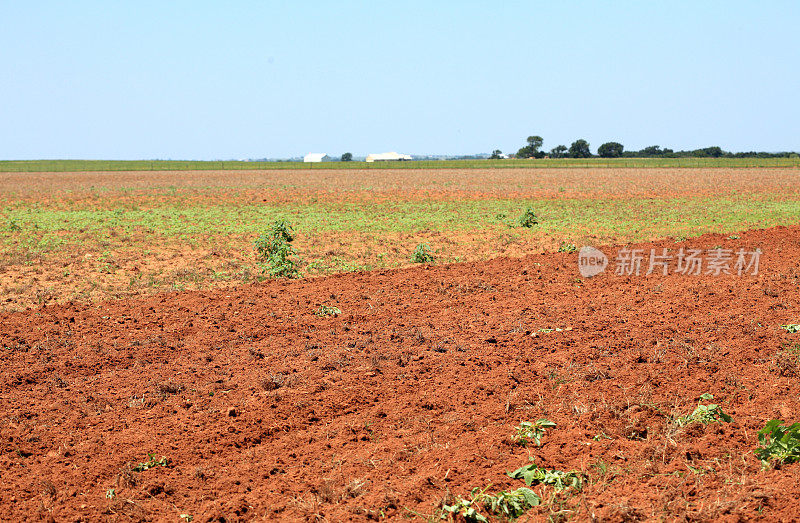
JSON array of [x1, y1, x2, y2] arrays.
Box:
[[517, 135, 544, 159], [597, 142, 624, 158], [568, 139, 591, 158]]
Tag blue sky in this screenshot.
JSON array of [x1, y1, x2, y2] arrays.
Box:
[[1, 1, 798, 160]]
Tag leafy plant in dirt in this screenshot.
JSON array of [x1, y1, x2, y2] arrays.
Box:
[[781, 324, 800, 333], [315, 304, 341, 317], [517, 207, 539, 228], [442, 495, 488, 522], [132, 453, 169, 472], [513, 419, 556, 447], [674, 393, 733, 426], [481, 487, 541, 519], [410, 243, 434, 263], [507, 462, 586, 491], [443, 486, 541, 522], [8, 220, 21, 232], [557, 242, 577, 253], [755, 420, 800, 467], [254, 220, 300, 278]]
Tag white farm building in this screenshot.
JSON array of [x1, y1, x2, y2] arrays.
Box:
[[303, 153, 330, 163], [365, 152, 412, 162]]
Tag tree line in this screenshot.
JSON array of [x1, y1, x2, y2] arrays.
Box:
[[491, 136, 799, 159]]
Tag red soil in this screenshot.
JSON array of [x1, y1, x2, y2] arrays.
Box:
[[1, 226, 799, 521]]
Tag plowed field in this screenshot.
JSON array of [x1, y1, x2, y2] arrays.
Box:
[[2, 225, 799, 521]]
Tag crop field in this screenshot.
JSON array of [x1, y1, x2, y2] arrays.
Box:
[[2, 167, 800, 311], [1, 157, 799, 173], [1, 167, 800, 520]]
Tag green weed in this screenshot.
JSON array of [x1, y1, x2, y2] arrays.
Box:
[[513, 419, 556, 447], [517, 207, 539, 228], [755, 420, 800, 467], [254, 220, 300, 278], [557, 242, 577, 253], [315, 304, 341, 317], [507, 462, 586, 491], [410, 243, 434, 263], [132, 453, 169, 472], [781, 324, 800, 333], [481, 488, 541, 519], [674, 393, 732, 426], [442, 496, 487, 523], [443, 486, 541, 522]]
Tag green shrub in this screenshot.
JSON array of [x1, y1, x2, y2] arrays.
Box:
[[410, 243, 434, 263], [518, 207, 539, 228], [254, 220, 300, 278]]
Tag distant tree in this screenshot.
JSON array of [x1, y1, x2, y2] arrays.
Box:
[[692, 146, 723, 158], [490, 149, 503, 160], [341, 152, 353, 162], [517, 135, 544, 159], [641, 145, 663, 156], [549, 145, 568, 158], [568, 139, 591, 158], [597, 142, 624, 158], [527, 135, 543, 151]]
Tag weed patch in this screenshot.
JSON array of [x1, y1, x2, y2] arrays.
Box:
[[507, 462, 586, 491], [315, 304, 341, 317], [254, 220, 300, 278], [674, 393, 732, 426], [132, 453, 169, 472], [517, 207, 539, 228], [443, 486, 541, 522], [756, 420, 800, 467], [513, 419, 556, 447], [410, 243, 434, 263]]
